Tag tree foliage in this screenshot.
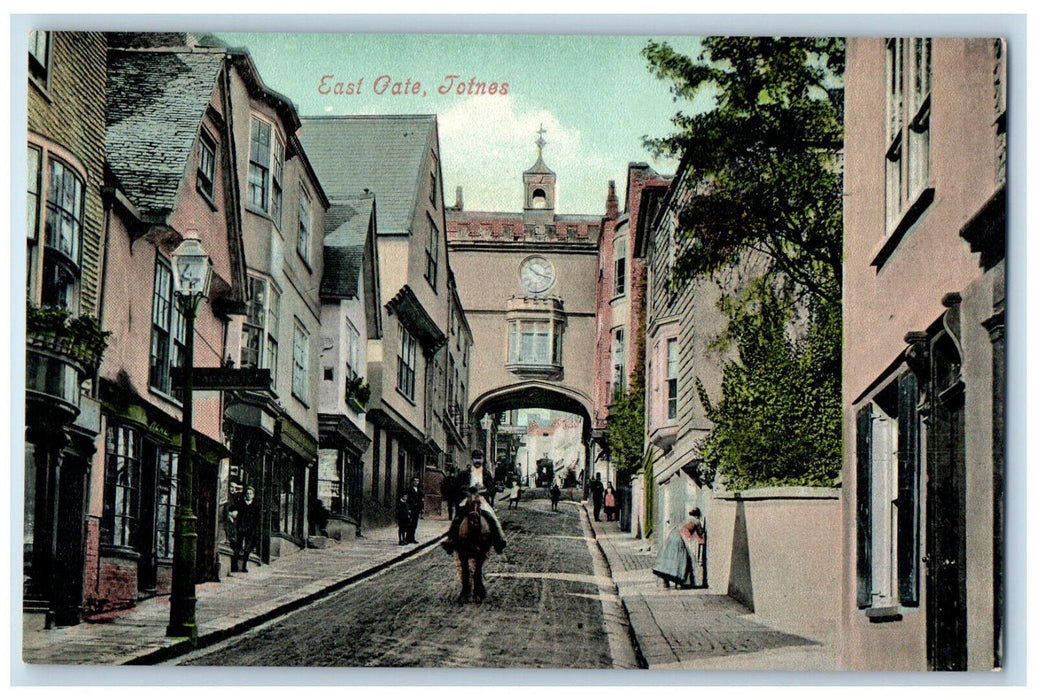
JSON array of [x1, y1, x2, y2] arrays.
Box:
[[695, 278, 842, 490], [643, 37, 845, 303], [606, 265, 648, 485], [643, 37, 845, 490]]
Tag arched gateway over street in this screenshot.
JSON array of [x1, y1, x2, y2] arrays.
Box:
[[446, 133, 603, 478]]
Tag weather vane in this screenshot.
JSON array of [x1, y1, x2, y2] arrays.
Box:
[[536, 124, 547, 155]]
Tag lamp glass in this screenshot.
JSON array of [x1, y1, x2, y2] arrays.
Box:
[[171, 237, 213, 297]]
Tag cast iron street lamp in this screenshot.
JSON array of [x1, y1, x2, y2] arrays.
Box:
[[481, 413, 493, 463], [166, 231, 213, 641]]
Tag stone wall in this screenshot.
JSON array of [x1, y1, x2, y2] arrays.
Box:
[[705, 487, 842, 643]]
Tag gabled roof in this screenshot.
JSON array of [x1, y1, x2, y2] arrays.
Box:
[[322, 195, 375, 299], [106, 48, 226, 219], [299, 115, 436, 235]]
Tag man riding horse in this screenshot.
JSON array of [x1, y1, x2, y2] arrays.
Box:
[[443, 449, 507, 555]]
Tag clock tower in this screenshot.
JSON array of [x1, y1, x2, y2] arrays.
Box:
[[522, 125, 557, 226]]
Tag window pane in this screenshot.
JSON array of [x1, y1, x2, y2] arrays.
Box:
[[27, 146, 41, 239]]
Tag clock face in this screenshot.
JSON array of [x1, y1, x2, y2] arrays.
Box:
[[520, 256, 556, 295]]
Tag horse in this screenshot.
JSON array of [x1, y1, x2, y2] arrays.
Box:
[[455, 498, 493, 603]]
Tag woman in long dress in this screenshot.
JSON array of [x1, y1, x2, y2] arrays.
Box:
[[652, 508, 705, 588]]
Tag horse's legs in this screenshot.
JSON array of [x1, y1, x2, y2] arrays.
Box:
[[473, 555, 486, 603], [457, 554, 471, 603]]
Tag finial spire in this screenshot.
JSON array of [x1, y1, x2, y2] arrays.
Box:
[[535, 124, 547, 155]]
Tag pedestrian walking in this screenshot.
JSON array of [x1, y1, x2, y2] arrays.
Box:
[[603, 482, 617, 521], [507, 480, 521, 509], [590, 473, 605, 521], [550, 482, 561, 511]]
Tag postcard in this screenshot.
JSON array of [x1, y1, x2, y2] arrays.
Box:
[[18, 25, 1013, 676]]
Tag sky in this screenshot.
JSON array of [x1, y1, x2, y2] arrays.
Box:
[[218, 33, 707, 215]]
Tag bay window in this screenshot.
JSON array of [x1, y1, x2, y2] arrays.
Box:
[[241, 275, 279, 384], [612, 328, 626, 399], [614, 240, 627, 296]]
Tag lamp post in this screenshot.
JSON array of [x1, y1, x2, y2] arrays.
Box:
[[481, 413, 493, 465], [166, 232, 213, 642]]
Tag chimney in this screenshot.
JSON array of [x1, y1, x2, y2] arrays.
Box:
[[605, 180, 619, 220], [454, 186, 464, 211]]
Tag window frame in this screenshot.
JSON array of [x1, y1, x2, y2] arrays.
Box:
[[397, 323, 418, 401], [292, 320, 310, 405], [196, 129, 217, 204], [297, 185, 312, 266], [102, 422, 142, 549], [885, 37, 933, 235], [425, 213, 439, 291], [154, 447, 179, 560], [241, 275, 280, 385], [666, 337, 679, 421], [855, 370, 921, 617], [247, 115, 285, 226], [614, 240, 627, 297], [612, 327, 626, 399], [149, 257, 186, 401], [28, 30, 51, 87]]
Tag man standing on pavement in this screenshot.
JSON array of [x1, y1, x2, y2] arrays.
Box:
[[404, 476, 423, 544], [590, 472, 605, 522]]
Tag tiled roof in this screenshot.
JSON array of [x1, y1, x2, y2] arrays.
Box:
[[299, 115, 436, 235], [106, 49, 225, 218], [322, 195, 374, 299]]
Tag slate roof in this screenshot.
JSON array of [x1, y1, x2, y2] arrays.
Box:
[[299, 116, 436, 235], [106, 49, 225, 218], [321, 195, 374, 299]]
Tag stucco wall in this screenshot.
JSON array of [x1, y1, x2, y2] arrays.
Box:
[[706, 488, 842, 644]]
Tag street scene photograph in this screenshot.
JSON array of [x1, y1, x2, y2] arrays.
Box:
[[18, 25, 1011, 675]]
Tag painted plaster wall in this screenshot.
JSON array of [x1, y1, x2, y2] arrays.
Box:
[[841, 37, 1004, 672]]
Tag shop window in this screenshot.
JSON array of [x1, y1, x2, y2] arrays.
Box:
[[102, 423, 142, 548], [154, 448, 179, 559]]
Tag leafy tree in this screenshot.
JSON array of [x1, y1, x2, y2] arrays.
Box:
[[643, 37, 844, 302], [643, 37, 845, 489], [695, 277, 842, 490]]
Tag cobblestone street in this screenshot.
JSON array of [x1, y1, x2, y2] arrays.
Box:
[[177, 500, 617, 668]]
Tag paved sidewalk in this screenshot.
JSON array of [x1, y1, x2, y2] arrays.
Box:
[[21, 519, 447, 666], [585, 508, 840, 671]]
